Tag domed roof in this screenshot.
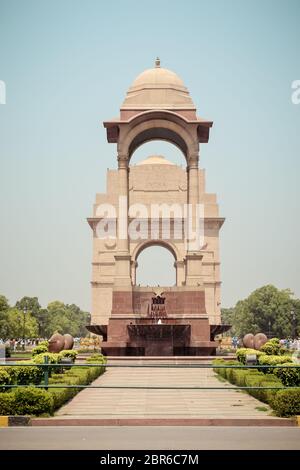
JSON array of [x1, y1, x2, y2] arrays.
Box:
[[137, 155, 176, 166], [132, 67, 185, 88], [121, 58, 195, 111]]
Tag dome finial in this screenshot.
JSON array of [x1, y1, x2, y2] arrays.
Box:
[[155, 57, 161, 68]]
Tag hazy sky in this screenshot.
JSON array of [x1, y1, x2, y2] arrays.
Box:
[[0, 0, 299, 311]]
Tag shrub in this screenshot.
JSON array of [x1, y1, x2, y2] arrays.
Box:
[[33, 352, 61, 374], [32, 343, 49, 357], [0, 364, 105, 416], [258, 354, 293, 374], [236, 348, 264, 364], [33, 352, 60, 363], [0, 392, 14, 414], [230, 368, 249, 387], [86, 353, 106, 363], [254, 376, 283, 406], [7, 362, 44, 385], [244, 373, 282, 403], [0, 367, 12, 391], [0, 387, 53, 416], [274, 364, 300, 387], [12, 387, 53, 415], [58, 350, 78, 361], [272, 389, 300, 417], [260, 338, 282, 356]]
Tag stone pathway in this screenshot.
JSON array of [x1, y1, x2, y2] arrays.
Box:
[[53, 361, 285, 421]]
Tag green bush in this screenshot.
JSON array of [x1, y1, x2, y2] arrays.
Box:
[[0, 392, 14, 414], [274, 364, 300, 387], [258, 354, 293, 374], [254, 376, 283, 406], [7, 362, 44, 385], [212, 359, 239, 380], [0, 387, 53, 416], [0, 364, 105, 416], [32, 343, 49, 356], [0, 367, 12, 391], [58, 350, 78, 361], [12, 387, 53, 415], [260, 338, 282, 356], [33, 352, 60, 363], [33, 352, 61, 374], [236, 348, 264, 364], [86, 353, 106, 364], [243, 373, 282, 404], [272, 389, 300, 417]]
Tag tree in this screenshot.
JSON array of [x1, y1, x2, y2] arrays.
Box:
[[0, 295, 10, 338], [0, 295, 91, 340], [221, 307, 235, 336], [226, 285, 300, 338], [15, 296, 49, 337], [0, 295, 9, 312], [15, 296, 41, 315], [45, 301, 90, 337], [0, 308, 38, 339]]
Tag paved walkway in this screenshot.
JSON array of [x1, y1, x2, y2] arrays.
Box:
[[52, 361, 286, 422]]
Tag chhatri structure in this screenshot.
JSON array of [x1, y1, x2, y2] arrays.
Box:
[[87, 59, 227, 355]]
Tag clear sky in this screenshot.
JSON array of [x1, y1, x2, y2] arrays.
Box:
[[0, 0, 299, 311]]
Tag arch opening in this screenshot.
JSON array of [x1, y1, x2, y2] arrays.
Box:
[[128, 127, 188, 162], [130, 141, 186, 166], [135, 243, 176, 287]]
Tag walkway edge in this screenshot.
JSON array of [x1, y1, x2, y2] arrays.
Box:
[[31, 417, 296, 426]]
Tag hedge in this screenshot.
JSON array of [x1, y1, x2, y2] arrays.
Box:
[[272, 389, 300, 417], [274, 363, 300, 387], [258, 354, 293, 374], [0, 387, 53, 416], [0, 368, 12, 390], [7, 362, 44, 385], [86, 353, 106, 364], [59, 350, 78, 361], [212, 359, 300, 417], [236, 348, 264, 364], [0, 364, 105, 416]]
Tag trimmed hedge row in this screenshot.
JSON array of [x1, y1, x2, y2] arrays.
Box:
[[0, 363, 106, 416], [0, 387, 53, 415], [0, 351, 72, 390], [213, 359, 300, 417]]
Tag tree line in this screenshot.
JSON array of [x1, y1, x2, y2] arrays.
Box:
[[0, 295, 90, 339], [221, 285, 300, 338]]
